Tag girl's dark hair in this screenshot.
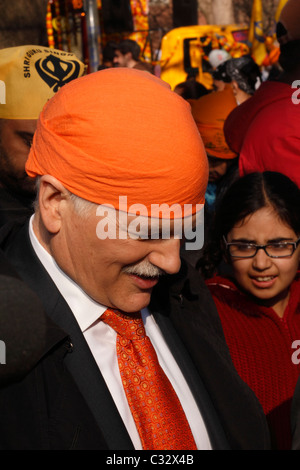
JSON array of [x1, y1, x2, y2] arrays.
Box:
[[198, 172, 300, 279]]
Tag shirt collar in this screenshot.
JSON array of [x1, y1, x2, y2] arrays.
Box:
[[29, 215, 106, 332]]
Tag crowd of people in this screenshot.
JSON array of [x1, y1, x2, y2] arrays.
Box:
[[0, 0, 299, 451]]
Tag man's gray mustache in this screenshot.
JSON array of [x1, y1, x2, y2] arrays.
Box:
[[122, 261, 165, 278]]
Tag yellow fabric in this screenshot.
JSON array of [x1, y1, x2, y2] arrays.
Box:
[[26, 68, 208, 217], [0, 45, 86, 119], [248, 0, 267, 66], [159, 25, 249, 92], [189, 85, 238, 160]]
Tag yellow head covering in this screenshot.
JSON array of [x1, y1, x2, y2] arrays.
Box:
[[0, 45, 86, 119]]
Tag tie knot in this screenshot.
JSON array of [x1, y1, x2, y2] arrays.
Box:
[[101, 308, 146, 340]]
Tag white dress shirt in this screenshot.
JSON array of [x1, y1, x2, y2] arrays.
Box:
[[29, 216, 212, 450]]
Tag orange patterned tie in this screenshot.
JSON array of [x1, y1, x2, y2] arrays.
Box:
[[101, 308, 197, 450]]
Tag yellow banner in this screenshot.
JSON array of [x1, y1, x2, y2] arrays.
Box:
[[128, 0, 151, 62], [248, 0, 267, 66]]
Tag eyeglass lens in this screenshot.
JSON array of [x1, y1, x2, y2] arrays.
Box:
[[228, 243, 295, 258]]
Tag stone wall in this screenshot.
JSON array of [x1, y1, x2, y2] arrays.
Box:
[[0, 0, 48, 49]]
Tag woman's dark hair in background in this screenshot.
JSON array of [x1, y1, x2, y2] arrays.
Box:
[[226, 55, 262, 95], [198, 172, 300, 279], [174, 78, 211, 100]]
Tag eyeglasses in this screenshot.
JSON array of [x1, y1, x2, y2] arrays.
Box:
[[223, 236, 300, 259]]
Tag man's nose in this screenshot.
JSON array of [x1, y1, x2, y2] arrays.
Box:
[[147, 238, 181, 275]]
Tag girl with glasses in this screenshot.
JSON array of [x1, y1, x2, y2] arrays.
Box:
[[198, 171, 300, 450]]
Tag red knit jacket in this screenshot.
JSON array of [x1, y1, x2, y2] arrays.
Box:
[[206, 274, 300, 450], [224, 81, 300, 188]]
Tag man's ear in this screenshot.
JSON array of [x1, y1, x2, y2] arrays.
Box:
[[231, 80, 239, 96], [38, 175, 69, 234]]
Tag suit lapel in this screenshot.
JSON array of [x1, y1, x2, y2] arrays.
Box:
[[152, 307, 229, 450], [3, 221, 134, 450], [48, 295, 134, 450], [150, 261, 271, 450]]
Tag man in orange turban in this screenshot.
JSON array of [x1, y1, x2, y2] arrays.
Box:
[[0, 68, 270, 451]]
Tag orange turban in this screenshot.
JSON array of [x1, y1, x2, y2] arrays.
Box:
[[189, 85, 238, 160], [26, 68, 208, 218]]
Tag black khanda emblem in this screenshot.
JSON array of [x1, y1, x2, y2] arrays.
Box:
[[35, 54, 81, 92]]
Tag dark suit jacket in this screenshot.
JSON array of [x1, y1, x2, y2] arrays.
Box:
[[292, 376, 300, 450], [0, 220, 271, 450], [0, 188, 33, 230]]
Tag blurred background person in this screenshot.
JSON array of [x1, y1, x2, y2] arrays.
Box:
[[180, 84, 238, 268], [0, 45, 85, 229], [224, 0, 300, 188], [211, 61, 232, 92], [113, 39, 153, 73], [211, 55, 262, 102], [225, 55, 262, 105], [174, 77, 210, 100], [98, 40, 118, 69], [189, 84, 239, 215]]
